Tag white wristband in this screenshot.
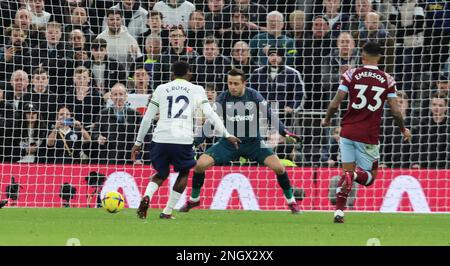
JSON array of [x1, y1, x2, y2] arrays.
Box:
[[134, 141, 143, 147]]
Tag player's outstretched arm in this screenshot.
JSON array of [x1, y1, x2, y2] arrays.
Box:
[[386, 97, 412, 142], [131, 100, 159, 161], [322, 90, 347, 127]]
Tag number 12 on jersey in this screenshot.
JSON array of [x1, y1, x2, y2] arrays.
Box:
[[167, 95, 190, 119]]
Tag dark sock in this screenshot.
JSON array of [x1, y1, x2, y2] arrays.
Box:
[[354, 170, 370, 186], [191, 172, 205, 199], [277, 172, 293, 199]]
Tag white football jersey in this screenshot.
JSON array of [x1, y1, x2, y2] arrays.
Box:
[[150, 79, 209, 144]]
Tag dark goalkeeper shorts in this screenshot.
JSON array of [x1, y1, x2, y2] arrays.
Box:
[[150, 142, 196, 174], [205, 138, 274, 165]]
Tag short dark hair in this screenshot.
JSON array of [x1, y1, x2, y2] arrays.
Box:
[[189, 10, 205, 20], [91, 38, 107, 50], [172, 61, 190, 77], [106, 9, 122, 18], [228, 68, 246, 82], [362, 41, 382, 56], [169, 25, 186, 36], [32, 67, 48, 76], [205, 83, 216, 91], [203, 36, 218, 46], [149, 10, 163, 19], [431, 91, 448, 104]]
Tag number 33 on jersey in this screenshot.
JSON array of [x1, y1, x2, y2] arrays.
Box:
[[339, 65, 397, 145]]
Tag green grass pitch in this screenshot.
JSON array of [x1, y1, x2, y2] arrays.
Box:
[[0, 208, 449, 246]]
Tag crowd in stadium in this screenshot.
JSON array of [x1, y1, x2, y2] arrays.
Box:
[[0, 0, 449, 168]]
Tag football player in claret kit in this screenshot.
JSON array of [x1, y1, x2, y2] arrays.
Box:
[[322, 42, 412, 223], [179, 68, 303, 214], [131, 61, 240, 219]]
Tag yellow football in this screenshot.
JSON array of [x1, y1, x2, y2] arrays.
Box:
[[102, 191, 125, 213]]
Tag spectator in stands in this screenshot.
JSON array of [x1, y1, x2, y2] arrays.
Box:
[[187, 10, 210, 56], [249, 47, 305, 125], [287, 10, 306, 73], [321, 126, 341, 167], [4, 69, 30, 111], [230, 41, 258, 77], [321, 32, 359, 109], [102, 0, 148, 39], [218, 6, 256, 57], [12, 8, 42, 48], [127, 65, 154, 119], [0, 25, 32, 82], [131, 35, 168, 91], [1, 2, 21, 43], [162, 25, 198, 66], [97, 9, 142, 73], [22, 67, 58, 122], [92, 83, 142, 164], [349, 0, 372, 33], [67, 29, 90, 67], [31, 21, 74, 88], [354, 12, 395, 74], [28, 0, 52, 28], [412, 92, 450, 169], [222, 0, 268, 31], [287, 10, 305, 41], [249, 11, 296, 66], [303, 16, 332, 110], [322, 0, 350, 40], [48, 0, 93, 26], [418, 72, 450, 116], [12, 102, 47, 163], [386, 0, 425, 95], [194, 83, 219, 155], [142, 0, 159, 14], [380, 90, 420, 168], [0, 87, 15, 161], [204, 0, 227, 32], [422, 0, 450, 80], [86, 38, 127, 98], [64, 6, 95, 43], [136, 11, 170, 53], [46, 106, 91, 164], [129, 66, 151, 95], [60, 66, 103, 128], [193, 37, 232, 92], [68, 28, 87, 51], [153, 0, 196, 30]]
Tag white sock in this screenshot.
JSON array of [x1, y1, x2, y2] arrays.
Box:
[[144, 182, 159, 200], [190, 196, 200, 202], [334, 209, 345, 217], [286, 197, 296, 204], [163, 190, 182, 215]]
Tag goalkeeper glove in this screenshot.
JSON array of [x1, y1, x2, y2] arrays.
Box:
[[282, 129, 301, 143]]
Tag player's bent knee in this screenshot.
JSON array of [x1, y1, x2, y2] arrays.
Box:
[[264, 155, 285, 175], [195, 154, 215, 173]]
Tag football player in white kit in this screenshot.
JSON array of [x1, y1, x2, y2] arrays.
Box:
[[131, 61, 240, 219]]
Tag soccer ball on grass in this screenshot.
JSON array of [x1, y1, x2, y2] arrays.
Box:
[[102, 191, 125, 213]]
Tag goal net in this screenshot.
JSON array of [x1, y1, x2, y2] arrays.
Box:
[[0, 0, 449, 212]]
